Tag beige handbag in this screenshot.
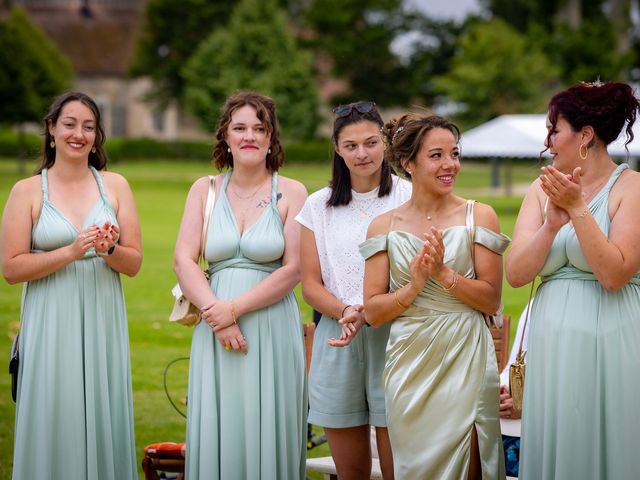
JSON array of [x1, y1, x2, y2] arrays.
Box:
[[509, 281, 535, 416], [169, 175, 216, 326]]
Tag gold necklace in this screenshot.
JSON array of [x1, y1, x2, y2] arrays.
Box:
[[230, 177, 269, 200], [581, 176, 608, 203]]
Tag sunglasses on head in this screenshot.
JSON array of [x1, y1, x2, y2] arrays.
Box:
[[332, 101, 376, 118]]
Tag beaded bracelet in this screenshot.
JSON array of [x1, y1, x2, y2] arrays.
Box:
[[444, 271, 459, 291]]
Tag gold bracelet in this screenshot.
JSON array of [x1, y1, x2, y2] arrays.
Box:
[[444, 271, 459, 291], [230, 300, 237, 324], [394, 290, 408, 309], [576, 209, 589, 219]]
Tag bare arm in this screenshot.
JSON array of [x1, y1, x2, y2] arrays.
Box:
[[430, 204, 505, 314], [1, 178, 95, 283], [99, 172, 142, 277], [173, 176, 218, 310], [541, 166, 640, 291], [300, 225, 366, 346], [506, 178, 564, 287]]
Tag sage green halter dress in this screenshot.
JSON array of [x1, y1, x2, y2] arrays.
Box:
[[12, 167, 137, 480], [360, 200, 509, 480], [520, 164, 640, 479], [185, 172, 306, 480]]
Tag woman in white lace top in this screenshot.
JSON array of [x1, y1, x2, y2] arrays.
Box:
[[296, 101, 411, 479]]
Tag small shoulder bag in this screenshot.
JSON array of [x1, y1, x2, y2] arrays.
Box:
[[169, 175, 216, 326]]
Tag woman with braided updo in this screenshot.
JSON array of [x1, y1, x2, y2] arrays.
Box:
[[506, 81, 640, 479], [361, 113, 509, 479]]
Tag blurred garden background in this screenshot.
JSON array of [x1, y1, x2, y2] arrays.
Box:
[[1, 0, 640, 478]]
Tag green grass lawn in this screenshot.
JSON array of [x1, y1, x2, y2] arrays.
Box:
[[0, 158, 539, 479]]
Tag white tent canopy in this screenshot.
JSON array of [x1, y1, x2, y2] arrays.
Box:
[[460, 114, 640, 159]]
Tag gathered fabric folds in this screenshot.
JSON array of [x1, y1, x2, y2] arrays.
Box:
[[360, 217, 509, 480]]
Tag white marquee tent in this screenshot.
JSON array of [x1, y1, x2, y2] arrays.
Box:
[[460, 114, 640, 161]]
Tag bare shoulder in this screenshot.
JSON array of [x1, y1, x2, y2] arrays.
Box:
[[277, 175, 308, 202], [10, 175, 42, 197], [614, 167, 640, 192], [367, 210, 394, 238], [474, 201, 500, 232], [101, 170, 132, 193]]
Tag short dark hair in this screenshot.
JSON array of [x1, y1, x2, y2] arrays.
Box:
[[384, 114, 461, 179], [327, 101, 392, 207], [37, 91, 108, 174], [212, 91, 284, 172], [545, 81, 640, 154]]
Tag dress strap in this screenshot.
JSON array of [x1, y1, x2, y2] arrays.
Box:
[[270, 172, 279, 204], [89, 166, 110, 202], [41, 168, 50, 202], [465, 199, 476, 233]]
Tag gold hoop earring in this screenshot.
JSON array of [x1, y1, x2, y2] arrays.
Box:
[[579, 144, 588, 160]]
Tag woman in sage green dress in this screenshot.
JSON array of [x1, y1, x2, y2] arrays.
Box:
[[173, 91, 308, 480], [506, 81, 640, 479], [1, 92, 142, 479], [361, 114, 509, 479]]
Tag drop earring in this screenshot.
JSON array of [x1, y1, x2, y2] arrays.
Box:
[[50, 140, 56, 148], [268, 148, 271, 154], [227, 147, 231, 153], [91, 147, 96, 154]]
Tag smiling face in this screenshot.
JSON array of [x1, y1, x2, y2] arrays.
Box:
[[335, 120, 385, 183], [225, 104, 271, 168], [48, 100, 96, 161], [545, 114, 582, 172], [408, 127, 460, 193]]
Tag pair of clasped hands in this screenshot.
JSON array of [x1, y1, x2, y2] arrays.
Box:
[[202, 300, 248, 354], [73, 221, 119, 259], [539, 165, 587, 228], [328, 226, 447, 348]]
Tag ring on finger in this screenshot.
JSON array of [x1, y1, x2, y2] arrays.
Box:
[[224, 343, 231, 351]]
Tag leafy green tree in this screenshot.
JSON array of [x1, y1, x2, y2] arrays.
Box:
[[182, 0, 318, 139], [0, 6, 73, 125], [434, 18, 559, 127], [0, 6, 73, 173], [130, 0, 233, 105], [302, 0, 410, 106]]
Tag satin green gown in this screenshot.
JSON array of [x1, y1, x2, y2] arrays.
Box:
[[12, 167, 137, 480], [520, 164, 640, 479], [360, 201, 509, 479], [185, 172, 307, 480]]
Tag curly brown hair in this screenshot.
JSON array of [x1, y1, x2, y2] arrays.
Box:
[[212, 91, 284, 172]]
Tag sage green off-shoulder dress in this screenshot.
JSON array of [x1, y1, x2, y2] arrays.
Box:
[[12, 167, 137, 480], [360, 200, 509, 480], [185, 172, 306, 480]]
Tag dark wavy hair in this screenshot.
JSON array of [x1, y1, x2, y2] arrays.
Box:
[[545, 81, 640, 155], [212, 91, 284, 172], [36, 91, 108, 174], [327, 102, 392, 207], [384, 114, 461, 179]]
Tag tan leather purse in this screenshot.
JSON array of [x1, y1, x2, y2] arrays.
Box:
[[169, 175, 216, 326], [509, 281, 535, 416]]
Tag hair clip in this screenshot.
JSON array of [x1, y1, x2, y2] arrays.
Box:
[[581, 76, 604, 88], [392, 126, 404, 144]]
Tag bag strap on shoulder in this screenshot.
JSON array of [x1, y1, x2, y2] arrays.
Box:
[[198, 175, 216, 268]]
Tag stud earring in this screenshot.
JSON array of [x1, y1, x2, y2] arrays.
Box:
[[50, 140, 56, 149], [91, 147, 96, 154], [227, 147, 231, 153], [268, 148, 271, 155]]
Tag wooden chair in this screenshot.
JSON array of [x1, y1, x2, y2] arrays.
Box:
[[489, 315, 511, 372]]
